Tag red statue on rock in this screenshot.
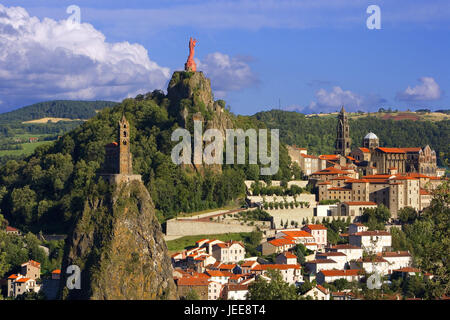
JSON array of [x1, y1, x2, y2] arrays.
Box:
[[185, 37, 197, 72]]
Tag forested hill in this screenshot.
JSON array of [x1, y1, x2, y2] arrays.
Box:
[[0, 72, 293, 234], [252, 109, 450, 166], [0, 100, 118, 123]]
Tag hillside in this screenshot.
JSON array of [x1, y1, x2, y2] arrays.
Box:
[[305, 110, 450, 122], [253, 109, 450, 166], [0, 100, 117, 123], [0, 71, 292, 235], [0, 100, 118, 165], [59, 179, 177, 300]]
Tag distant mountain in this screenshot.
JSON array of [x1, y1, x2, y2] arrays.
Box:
[[0, 100, 118, 123]]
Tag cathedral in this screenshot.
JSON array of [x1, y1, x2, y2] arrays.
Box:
[[332, 107, 439, 176]]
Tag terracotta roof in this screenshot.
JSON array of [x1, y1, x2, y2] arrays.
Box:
[[6, 226, 18, 232], [352, 230, 390, 236], [8, 274, 19, 279], [219, 264, 237, 270], [401, 147, 422, 153], [15, 278, 31, 283], [357, 256, 388, 263], [329, 244, 361, 250], [379, 251, 411, 258], [320, 269, 362, 277], [227, 284, 249, 291], [331, 176, 353, 180], [311, 167, 351, 175], [376, 147, 406, 154], [319, 155, 340, 161], [241, 261, 258, 268], [176, 277, 209, 286], [206, 270, 233, 277], [304, 224, 327, 230], [280, 252, 297, 259], [317, 181, 332, 185], [359, 147, 370, 153], [328, 187, 351, 191], [22, 260, 40, 268], [307, 259, 337, 264], [253, 264, 301, 271], [316, 284, 328, 294], [51, 269, 61, 274], [268, 238, 295, 247], [317, 252, 346, 257], [344, 201, 377, 206], [281, 230, 313, 238], [393, 267, 421, 273]]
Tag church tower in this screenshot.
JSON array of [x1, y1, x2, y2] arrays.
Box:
[[335, 106, 352, 156], [119, 115, 133, 175]]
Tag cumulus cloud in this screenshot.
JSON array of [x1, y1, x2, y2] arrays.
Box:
[[196, 52, 259, 98], [396, 77, 442, 102], [284, 86, 387, 114], [0, 4, 170, 111]]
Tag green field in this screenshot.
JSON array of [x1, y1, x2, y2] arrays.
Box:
[[166, 232, 252, 253], [0, 134, 55, 157]]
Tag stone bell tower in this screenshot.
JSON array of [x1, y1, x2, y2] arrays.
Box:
[[334, 106, 352, 156], [119, 115, 132, 175]]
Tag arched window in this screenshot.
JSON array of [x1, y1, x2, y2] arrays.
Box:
[[123, 131, 127, 137], [123, 140, 127, 145]]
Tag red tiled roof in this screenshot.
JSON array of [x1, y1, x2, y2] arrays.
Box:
[[317, 252, 346, 257], [330, 176, 353, 180], [281, 230, 313, 238], [15, 278, 31, 283], [344, 201, 377, 206], [352, 230, 390, 236], [241, 261, 258, 268], [268, 238, 295, 247], [281, 252, 297, 259], [329, 244, 361, 250], [376, 147, 406, 154], [307, 259, 337, 264], [319, 155, 340, 161], [379, 251, 411, 258], [6, 226, 18, 232], [401, 147, 422, 153], [316, 284, 328, 294], [304, 224, 327, 230], [393, 267, 421, 273], [52, 269, 61, 274], [8, 274, 19, 279], [253, 264, 301, 271], [328, 187, 351, 191], [359, 147, 370, 153], [176, 277, 209, 286], [227, 284, 249, 291], [320, 269, 362, 277]]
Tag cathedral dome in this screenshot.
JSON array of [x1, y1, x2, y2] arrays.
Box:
[[364, 132, 378, 140]]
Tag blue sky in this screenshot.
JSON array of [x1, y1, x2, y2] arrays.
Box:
[[0, 0, 449, 115]]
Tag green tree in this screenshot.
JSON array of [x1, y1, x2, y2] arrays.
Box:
[[247, 269, 298, 300]]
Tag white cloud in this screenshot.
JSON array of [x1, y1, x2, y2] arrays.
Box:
[[396, 77, 442, 101], [196, 52, 258, 98], [310, 86, 363, 112], [285, 86, 387, 114], [0, 4, 170, 111]]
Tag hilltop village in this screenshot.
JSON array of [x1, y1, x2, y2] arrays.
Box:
[[167, 107, 447, 300]]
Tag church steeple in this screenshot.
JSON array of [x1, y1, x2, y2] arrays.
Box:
[[335, 106, 352, 156], [119, 115, 132, 175]]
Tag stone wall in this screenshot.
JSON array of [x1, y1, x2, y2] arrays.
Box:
[[165, 219, 257, 236]]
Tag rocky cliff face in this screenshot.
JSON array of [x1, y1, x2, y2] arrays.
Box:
[[59, 179, 177, 300], [167, 71, 233, 173]]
